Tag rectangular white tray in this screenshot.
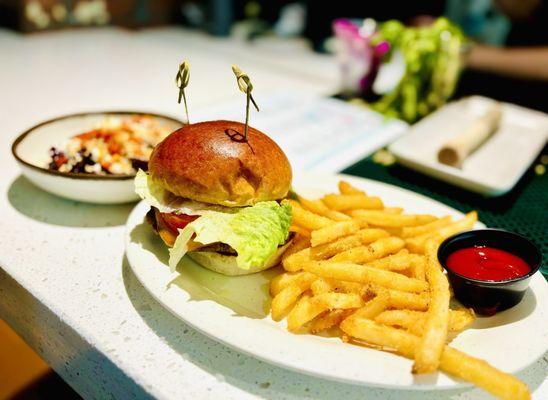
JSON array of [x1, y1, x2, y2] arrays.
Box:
[[389, 96, 548, 196]]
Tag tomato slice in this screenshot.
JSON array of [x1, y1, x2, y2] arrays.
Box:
[[160, 212, 199, 235]]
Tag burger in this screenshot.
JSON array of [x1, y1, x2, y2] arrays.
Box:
[[134, 120, 293, 276]]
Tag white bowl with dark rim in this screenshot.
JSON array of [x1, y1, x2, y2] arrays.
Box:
[[11, 111, 183, 204]]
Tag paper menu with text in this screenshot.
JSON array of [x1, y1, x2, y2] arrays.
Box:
[[194, 91, 408, 172]]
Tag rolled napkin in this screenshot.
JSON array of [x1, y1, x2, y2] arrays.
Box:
[[438, 103, 502, 167]]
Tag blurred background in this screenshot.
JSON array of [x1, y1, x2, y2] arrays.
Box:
[[1, 0, 547, 113], [1, 0, 547, 111], [1, 0, 547, 399]]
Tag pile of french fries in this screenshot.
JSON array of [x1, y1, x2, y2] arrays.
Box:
[[272, 181, 530, 400]]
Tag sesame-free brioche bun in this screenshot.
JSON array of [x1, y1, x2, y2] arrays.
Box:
[[148, 120, 292, 207], [187, 239, 294, 276]]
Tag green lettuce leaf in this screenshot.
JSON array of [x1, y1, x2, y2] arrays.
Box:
[[134, 170, 235, 215], [169, 201, 292, 272], [134, 169, 178, 213]]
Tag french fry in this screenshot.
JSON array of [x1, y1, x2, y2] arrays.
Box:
[[330, 279, 364, 294], [448, 308, 476, 332], [356, 219, 371, 229], [338, 180, 365, 195], [330, 237, 405, 264], [389, 290, 430, 311], [271, 286, 306, 321], [441, 346, 530, 400], [363, 250, 418, 272], [340, 317, 418, 360], [297, 196, 351, 221], [375, 309, 425, 330], [375, 227, 403, 237], [283, 247, 311, 272], [310, 278, 335, 295], [310, 236, 361, 260], [397, 268, 414, 278], [375, 309, 475, 335], [289, 225, 311, 238], [350, 291, 390, 319], [311, 220, 360, 247], [408, 308, 475, 336], [282, 234, 310, 263], [351, 207, 403, 216], [355, 229, 392, 245], [310, 278, 364, 295], [340, 318, 530, 400], [401, 216, 453, 238], [382, 207, 404, 214], [303, 261, 428, 292], [283, 199, 333, 230], [310, 309, 353, 333], [366, 285, 430, 311], [350, 210, 437, 228], [270, 271, 317, 296], [287, 293, 364, 332], [432, 210, 478, 242], [413, 239, 451, 374], [271, 273, 317, 321], [285, 294, 311, 330], [406, 235, 430, 254], [410, 255, 426, 281], [310, 229, 389, 260], [270, 181, 514, 400], [406, 211, 477, 254], [322, 194, 384, 211]]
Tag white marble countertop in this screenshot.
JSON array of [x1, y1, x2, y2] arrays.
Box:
[[0, 27, 546, 400]]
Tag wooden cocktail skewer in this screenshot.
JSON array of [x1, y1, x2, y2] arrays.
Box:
[[232, 65, 260, 141], [175, 61, 190, 124]]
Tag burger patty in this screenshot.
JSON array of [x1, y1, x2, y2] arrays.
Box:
[[198, 242, 238, 256], [145, 207, 158, 230], [198, 232, 295, 256], [146, 207, 294, 256]]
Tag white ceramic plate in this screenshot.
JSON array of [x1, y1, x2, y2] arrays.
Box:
[[12, 111, 182, 204], [389, 96, 548, 196], [125, 173, 548, 389]]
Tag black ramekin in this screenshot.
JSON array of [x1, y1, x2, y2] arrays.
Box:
[[437, 229, 542, 316]]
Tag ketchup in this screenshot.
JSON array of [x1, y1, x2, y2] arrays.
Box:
[[446, 246, 531, 281]]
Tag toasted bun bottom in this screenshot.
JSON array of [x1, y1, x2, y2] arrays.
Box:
[[187, 239, 293, 276]]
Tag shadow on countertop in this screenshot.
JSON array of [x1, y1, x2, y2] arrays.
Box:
[[7, 175, 135, 228], [129, 220, 279, 319], [11, 371, 82, 400], [121, 257, 548, 399]]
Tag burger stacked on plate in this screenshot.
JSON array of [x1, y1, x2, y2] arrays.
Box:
[[135, 120, 293, 276]]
